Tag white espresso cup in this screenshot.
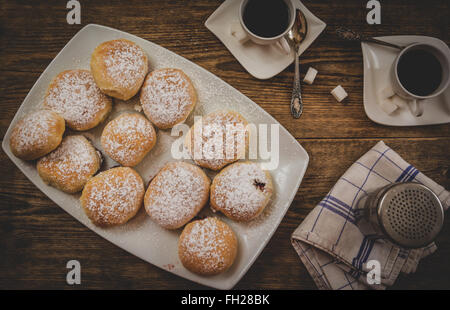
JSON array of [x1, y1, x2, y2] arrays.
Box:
[[391, 42, 450, 117], [239, 0, 295, 54]]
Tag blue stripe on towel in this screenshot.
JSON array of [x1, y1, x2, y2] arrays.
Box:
[[361, 239, 375, 268], [402, 166, 416, 182], [318, 202, 356, 225], [406, 168, 419, 182], [326, 200, 353, 217], [395, 165, 413, 182], [352, 236, 376, 270], [352, 237, 369, 267], [327, 195, 353, 211]]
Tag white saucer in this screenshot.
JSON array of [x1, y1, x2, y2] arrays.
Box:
[[205, 0, 326, 80], [362, 36, 450, 126]]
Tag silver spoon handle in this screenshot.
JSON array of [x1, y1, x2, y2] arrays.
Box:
[[361, 37, 403, 50], [336, 27, 403, 50], [290, 54, 303, 118]]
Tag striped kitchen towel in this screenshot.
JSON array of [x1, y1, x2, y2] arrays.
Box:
[[291, 141, 449, 290]]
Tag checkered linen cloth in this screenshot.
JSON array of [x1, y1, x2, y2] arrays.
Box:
[[291, 141, 449, 290]]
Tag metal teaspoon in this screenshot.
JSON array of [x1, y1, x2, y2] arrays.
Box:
[[336, 27, 404, 50], [287, 9, 308, 118]]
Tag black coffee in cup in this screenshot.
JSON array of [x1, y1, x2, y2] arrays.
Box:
[[243, 0, 290, 38], [397, 48, 443, 97]]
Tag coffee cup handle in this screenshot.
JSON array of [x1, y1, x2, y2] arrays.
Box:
[[408, 99, 424, 117], [277, 37, 291, 55]]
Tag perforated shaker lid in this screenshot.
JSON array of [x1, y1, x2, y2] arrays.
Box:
[[377, 183, 444, 249]]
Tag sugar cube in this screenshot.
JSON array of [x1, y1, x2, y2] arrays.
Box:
[[380, 98, 398, 115], [331, 85, 348, 102], [378, 85, 395, 100], [303, 67, 318, 85]]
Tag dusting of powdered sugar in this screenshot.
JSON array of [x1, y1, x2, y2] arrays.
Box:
[[10, 36, 292, 278], [212, 162, 272, 221], [145, 162, 208, 228], [180, 217, 234, 273], [103, 40, 147, 88], [187, 111, 248, 170], [141, 68, 195, 126], [44, 70, 110, 130], [83, 168, 144, 225], [101, 113, 156, 166], [11, 110, 57, 153], [38, 135, 99, 184]]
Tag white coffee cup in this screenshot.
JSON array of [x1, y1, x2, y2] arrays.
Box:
[[391, 43, 450, 117], [238, 0, 295, 54]]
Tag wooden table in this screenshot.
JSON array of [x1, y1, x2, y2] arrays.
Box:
[[0, 0, 449, 290]]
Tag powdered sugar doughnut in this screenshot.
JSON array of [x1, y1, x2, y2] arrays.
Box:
[[101, 113, 157, 167], [10, 110, 65, 161], [44, 70, 112, 131], [37, 135, 102, 193], [140, 68, 196, 129], [91, 39, 148, 100], [144, 161, 210, 230], [178, 217, 237, 276], [211, 161, 273, 222], [184, 110, 249, 171], [81, 167, 144, 227]]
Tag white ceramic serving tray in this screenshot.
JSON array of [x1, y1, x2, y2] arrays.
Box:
[[205, 0, 326, 79], [362, 35, 450, 126], [2, 24, 309, 289]]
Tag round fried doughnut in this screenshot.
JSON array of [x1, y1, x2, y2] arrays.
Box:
[[90, 39, 148, 100], [140, 68, 196, 129], [80, 167, 144, 227], [178, 217, 237, 276], [44, 69, 112, 131], [184, 110, 249, 171], [101, 113, 157, 167], [10, 110, 65, 160], [144, 161, 210, 230], [210, 161, 273, 222], [37, 135, 102, 193]]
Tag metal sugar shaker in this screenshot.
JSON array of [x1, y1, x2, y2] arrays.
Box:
[[358, 182, 444, 249]]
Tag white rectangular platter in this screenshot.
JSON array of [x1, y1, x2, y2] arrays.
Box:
[[2, 24, 309, 289]]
